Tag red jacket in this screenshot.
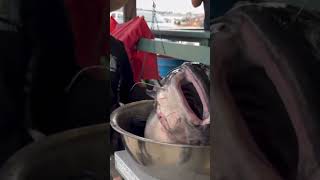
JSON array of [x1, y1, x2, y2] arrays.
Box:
[[110, 16, 118, 34], [111, 17, 160, 82]]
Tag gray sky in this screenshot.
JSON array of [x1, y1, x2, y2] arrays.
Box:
[[136, 0, 204, 13]]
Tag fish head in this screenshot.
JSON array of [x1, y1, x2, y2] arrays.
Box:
[[149, 62, 210, 145]]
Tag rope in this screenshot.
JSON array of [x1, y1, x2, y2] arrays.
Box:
[[138, 0, 167, 85]]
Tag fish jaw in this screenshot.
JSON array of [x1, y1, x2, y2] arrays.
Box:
[[161, 63, 210, 126], [146, 63, 210, 145], [179, 65, 210, 125]]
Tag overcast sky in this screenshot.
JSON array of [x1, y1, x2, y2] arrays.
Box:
[[136, 0, 204, 13]]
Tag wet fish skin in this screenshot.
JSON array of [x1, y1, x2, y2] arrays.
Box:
[[144, 62, 210, 146]]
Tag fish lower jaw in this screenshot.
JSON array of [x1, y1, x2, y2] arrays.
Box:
[[189, 116, 210, 127], [200, 117, 210, 126]]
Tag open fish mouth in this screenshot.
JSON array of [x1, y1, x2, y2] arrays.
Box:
[[145, 62, 210, 145], [181, 81, 204, 120], [175, 63, 210, 125]]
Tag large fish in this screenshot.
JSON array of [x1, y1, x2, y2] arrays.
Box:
[[144, 62, 210, 146]]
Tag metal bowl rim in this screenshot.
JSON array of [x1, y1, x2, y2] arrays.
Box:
[[110, 100, 210, 149]]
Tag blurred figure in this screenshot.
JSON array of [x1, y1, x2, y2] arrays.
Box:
[[191, 0, 211, 30], [192, 0, 238, 30]]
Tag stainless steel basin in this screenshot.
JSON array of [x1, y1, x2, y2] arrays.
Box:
[[110, 100, 210, 180], [0, 124, 108, 180]]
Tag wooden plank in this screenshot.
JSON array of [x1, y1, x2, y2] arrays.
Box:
[[137, 38, 210, 65], [152, 30, 210, 46], [152, 29, 210, 39]]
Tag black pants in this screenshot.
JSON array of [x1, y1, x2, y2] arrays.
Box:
[[110, 36, 134, 151], [110, 36, 154, 152], [110, 36, 135, 108]]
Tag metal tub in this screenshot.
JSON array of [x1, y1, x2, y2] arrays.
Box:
[[0, 124, 108, 180], [110, 100, 210, 180]]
